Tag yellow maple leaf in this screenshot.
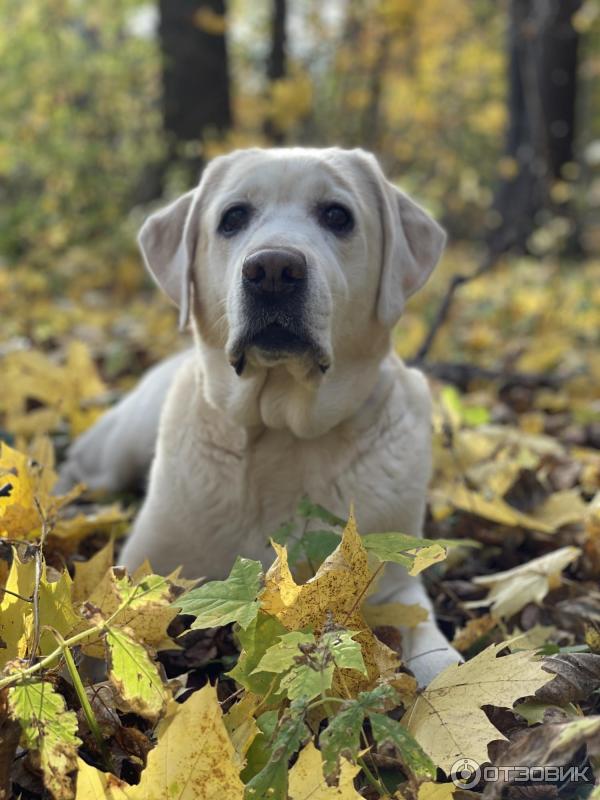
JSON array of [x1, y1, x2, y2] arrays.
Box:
[[129, 684, 244, 799], [288, 741, 363, 799], [76, 685, 244, 799], [72, 538, 115, 604], [23, 565, 80, 656], [79, 567, 180, 658], [0, 551, 36, 667], [0, 342, 107, 438], [0, 441, 45, 537], [402, 643, 555, 773], [0, 551, 80, 667], [259, 512, 399, 694]]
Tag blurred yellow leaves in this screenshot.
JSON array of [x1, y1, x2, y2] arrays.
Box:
[[0, 438, 128, 551], [1, 341, 107, 438]]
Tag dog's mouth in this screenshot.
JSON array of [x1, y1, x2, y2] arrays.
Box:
[[251, 322, 310, 353], [228, 321, 330, 376]]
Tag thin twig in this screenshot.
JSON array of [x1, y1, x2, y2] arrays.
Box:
[[28, 498, 54, 666], [413, 249, 500, 363], [0, 587, 33, 603]]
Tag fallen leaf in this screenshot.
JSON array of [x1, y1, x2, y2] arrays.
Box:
[[288, 741, 363, 799], [402, 643, 555, 773], [106, 625, 168, 721], [244, 699, 310, 799], [418, 783, 456, 799], [0, 550, 36, 667], [128, 684, 244, 799], [72, 538, 114, 604], [258, 512, 399, 695], [223, 692, 260, 767], [536, 652, 600, 704], [469, 546, 581, 618], [9, 679, 81, 800], [74, 757, 128, 800]]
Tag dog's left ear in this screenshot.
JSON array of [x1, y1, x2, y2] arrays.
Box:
[[138, 189, 200, 331], [378, 182, 446, 326], [353, 151, 446, 327]]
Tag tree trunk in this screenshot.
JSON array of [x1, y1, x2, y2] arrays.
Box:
[[159, 0, 232, 181], [486, 0, 581, 256], [264, 0, 287, 144]]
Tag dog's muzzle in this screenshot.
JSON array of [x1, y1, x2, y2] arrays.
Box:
[[227, 247, 330, 376]]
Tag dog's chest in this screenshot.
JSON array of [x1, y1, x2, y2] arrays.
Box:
[[163, 385, 431, 569]]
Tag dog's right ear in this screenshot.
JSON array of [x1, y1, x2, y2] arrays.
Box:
[[138, 189, 199, 331]]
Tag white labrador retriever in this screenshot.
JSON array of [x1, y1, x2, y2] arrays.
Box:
[[59, 147, 461, 685]]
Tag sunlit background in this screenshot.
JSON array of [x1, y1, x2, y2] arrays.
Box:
[[0, 0, 599, 430]]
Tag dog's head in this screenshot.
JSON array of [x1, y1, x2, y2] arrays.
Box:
[[138, 148, 445, 382]]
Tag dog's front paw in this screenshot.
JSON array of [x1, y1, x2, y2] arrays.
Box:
[[402, 626, 463, 687]]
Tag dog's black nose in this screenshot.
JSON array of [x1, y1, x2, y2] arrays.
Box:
[[242, 248, 307, 295]]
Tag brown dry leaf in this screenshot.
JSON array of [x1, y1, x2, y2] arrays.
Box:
[[288, 741, 363, 799], [402, 643, 555, 773], [535, 652, 600, 704], [484, 716, 600, 800], [469, 546, 581, 619], [451, 615, 496, 652], [259, 511, 399, 694]]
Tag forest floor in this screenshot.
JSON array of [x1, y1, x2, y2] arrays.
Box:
[[0, 246, 599, 800]]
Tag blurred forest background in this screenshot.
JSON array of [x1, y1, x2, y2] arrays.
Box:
[[1, 0, 599, 457], [1, 0, 599, 370], [2, 4, 600, 798], [0, 0, 599, 441]]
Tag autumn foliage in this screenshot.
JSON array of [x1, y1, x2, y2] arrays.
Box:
[[1, 0, 600, 798]]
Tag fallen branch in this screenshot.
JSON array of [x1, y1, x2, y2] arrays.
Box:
[[413, 360, 573, 392]]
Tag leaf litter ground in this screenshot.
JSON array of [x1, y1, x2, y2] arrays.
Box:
[[0, 248, 599, 800]]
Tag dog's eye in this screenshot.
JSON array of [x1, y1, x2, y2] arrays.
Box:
[[318, 204, 354, 235], [218, 204, 251, 236]]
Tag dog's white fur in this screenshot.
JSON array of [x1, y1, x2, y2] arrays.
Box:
[[59, 148, 461, 685]]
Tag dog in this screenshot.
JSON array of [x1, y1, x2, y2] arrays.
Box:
[[59, 147, 461, 685]]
